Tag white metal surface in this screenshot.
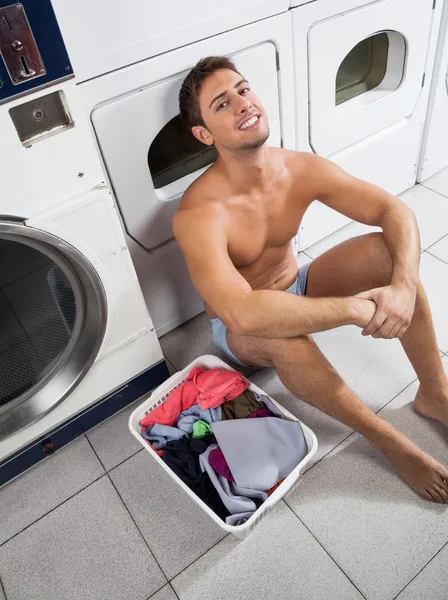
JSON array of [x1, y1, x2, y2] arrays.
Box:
[[51, 0, 289, 82], [418, 1, 448, 182], [0, 81, 104, 218], [0, 80, 164, 461], [79, 14, 295, 336], [129, 354, 318, 540], [291, 0, 443, 249]]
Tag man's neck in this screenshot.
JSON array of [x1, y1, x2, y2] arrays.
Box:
[[216, 145, 273, 193]]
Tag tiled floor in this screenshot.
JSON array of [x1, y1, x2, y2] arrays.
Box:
[[2, 176, 448, 600]]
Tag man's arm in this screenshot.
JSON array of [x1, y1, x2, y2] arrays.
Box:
[[303, 154, 420, 337], [173, 203, 375, 339]]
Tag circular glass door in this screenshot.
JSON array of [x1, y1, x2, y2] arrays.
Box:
[[0, 225, 107, 440]]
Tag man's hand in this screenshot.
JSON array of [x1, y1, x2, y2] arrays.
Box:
[[355, 284, 417, 339]]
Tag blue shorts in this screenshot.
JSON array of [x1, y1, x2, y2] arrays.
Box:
[[210, 261, 312, 368]]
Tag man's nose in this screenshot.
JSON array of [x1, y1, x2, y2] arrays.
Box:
[[235, 95, 252, 113]]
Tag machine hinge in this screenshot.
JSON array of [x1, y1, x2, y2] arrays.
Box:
[[275, 51, 280, 71], [422, 72, 426, 87]]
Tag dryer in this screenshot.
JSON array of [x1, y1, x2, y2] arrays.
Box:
[[0, 1, 166, 479], [290, 0, 444, 249], [418, 0, 448, 182], [77, 13, 295, 337], [51, 0, 289, 82]]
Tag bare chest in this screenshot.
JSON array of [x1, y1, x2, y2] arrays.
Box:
[[227, 195, 305, 269]]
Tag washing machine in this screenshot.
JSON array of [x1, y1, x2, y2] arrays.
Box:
[[290, 0, 444, 249], [0, 0, 166, 482], [72, 11, 295, 337], [418, 0, 448, 182]]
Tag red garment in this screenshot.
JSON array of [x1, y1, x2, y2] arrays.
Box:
[[140, 367, 248, 429], [266, 479, 285, 497]]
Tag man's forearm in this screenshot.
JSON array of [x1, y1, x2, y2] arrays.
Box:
[[381, 204, 420, 289], [232, 291, 371, 338]]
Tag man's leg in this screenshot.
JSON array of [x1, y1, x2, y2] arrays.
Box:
[[305, 232, 448, 425], [225, 232, 448, 501], [226, 328, 448, 502]]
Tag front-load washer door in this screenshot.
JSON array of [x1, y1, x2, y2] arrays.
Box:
[[307, 0, 433, 157], [0, 222, 106, 439], [91, 43, 281, 252]]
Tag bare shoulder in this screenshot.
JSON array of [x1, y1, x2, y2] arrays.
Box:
[[280, 149, 323, 173], [173, 182, 228, 248]]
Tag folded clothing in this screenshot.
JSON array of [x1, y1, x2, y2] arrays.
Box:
[[163, 436, 230, 521], [212, 417, 308, 491], [140, 367, 247, 429]]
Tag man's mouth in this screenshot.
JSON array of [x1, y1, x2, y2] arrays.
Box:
[[238, 113, 261, 131]]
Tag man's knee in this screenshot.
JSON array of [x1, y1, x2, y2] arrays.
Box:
[[270, 335, 315, 366]]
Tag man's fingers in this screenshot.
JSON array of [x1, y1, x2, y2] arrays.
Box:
[[386, 321, 403, 339], [362, 311, 388, 336], [372, 319, 395, 338]]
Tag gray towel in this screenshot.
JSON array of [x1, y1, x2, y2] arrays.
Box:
[[199, 444, 267, 515], [212, 417, 308, 490]]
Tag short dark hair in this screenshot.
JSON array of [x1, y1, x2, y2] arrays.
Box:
[[179, 56, 241, 129]]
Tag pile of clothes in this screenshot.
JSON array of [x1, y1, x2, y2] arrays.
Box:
[[139, 366, 308, 526]]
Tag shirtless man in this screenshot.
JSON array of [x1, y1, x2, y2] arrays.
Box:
[[173, 56, 448, 503]]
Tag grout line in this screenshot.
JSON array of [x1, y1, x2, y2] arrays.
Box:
[[283, 501, 368, 600], [424, 232, 448, 254], [391, 540, 448, 600], [168, 534, 231, 585], [107, 447, 145, 474], [84, 436, 169, 582], [108, 458, 225, 592], [0, 471, 105, 550], [146, 582, 180, 600], [283, 374, 420, 479], [0, 576, 6, 599], [426, 248, 448, 268], [419, 182, 448, 200], [106, 471, 169, 585], [84, 433, 145, 476], [168, 582, 181, 600]]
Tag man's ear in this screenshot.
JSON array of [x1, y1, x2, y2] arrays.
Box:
[[191, 125, 214, 146]]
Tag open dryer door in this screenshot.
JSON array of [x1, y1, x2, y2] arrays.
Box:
[[90, 42, 283, 335]]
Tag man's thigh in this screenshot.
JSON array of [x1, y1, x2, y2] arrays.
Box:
[[306, 232, 393, 299]]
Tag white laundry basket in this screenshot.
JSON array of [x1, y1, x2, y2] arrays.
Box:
[[129, 355, 318, 540]]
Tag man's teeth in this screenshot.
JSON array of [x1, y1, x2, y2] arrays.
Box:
[[240, 115, 259, 130]]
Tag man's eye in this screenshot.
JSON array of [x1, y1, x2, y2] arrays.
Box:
[[241, 87, 250, 94], [217, 101, 228, 110]]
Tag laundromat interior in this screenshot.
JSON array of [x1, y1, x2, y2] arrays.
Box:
[[2, 0, 448, 598]]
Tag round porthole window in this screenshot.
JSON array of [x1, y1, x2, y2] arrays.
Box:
[[0, 224, 107, 440]]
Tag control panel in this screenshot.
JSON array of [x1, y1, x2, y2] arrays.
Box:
[[0, 0, 73, 104]]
